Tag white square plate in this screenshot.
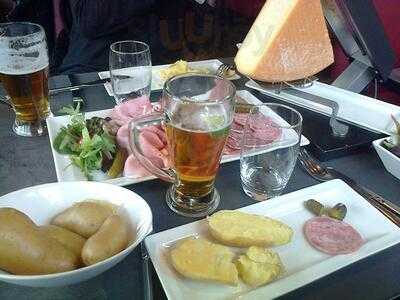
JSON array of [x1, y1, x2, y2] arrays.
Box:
[[99, 59, 241, 96], [46, 90, 309, 186], [145, 180, 400, 300]]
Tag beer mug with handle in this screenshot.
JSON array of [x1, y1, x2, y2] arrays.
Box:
[[129, 74, 236, 217], [0, 22, 50, 136]]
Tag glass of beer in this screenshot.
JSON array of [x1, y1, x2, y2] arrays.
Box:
[[129, 74, 236, 217], [0, 22, 50, 136]]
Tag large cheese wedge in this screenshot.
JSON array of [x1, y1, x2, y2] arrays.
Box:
[[235, 0, 334, 82]]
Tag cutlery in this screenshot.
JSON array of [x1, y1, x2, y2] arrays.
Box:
[[250, 78, 350, 138], [49, 78, 109, 95], [216, 63, 236, 78], [298, 148, 400, 225], [141, 242, 153, 300]]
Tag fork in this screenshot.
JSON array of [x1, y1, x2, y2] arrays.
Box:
[[298, 148, 400, 225], [216, 63, 235, 78]]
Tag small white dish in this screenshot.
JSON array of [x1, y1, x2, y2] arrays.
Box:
[[373, 137, 400, 180], [0, 181, 153, 287], [46, 90, 310, 186], [145, 179, 400, 300]]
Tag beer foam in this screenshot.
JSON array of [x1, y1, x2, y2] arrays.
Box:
[[0, 34, 48, 75], [170, 103, 230, 133]]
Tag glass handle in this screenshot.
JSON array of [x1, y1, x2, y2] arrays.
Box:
[[129, 113, 175, 183]]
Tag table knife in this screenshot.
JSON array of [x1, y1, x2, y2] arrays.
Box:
[[49, 78, 109, 95], [328, 168, 400, 219]]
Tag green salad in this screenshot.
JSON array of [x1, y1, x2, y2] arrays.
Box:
[[53, 105, 117, 180]]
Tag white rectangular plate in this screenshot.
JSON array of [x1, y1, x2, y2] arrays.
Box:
[[145, 180, 400, 300], [99, 59, 241, 96], [46, 90, 309, 186]]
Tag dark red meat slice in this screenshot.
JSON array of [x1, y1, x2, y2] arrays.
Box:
[[253, 127, 282, 143], [248, 114, 275, 130], [233, 113, 248, 126], [231, 121, 244, 133], [304, 216, 363, 255]]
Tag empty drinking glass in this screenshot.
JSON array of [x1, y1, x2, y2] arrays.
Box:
[[240, 103, 302, 201], [109, 41, 151, 104]]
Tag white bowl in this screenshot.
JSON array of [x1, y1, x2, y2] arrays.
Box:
[[0, 181, 153, 287], [373, 137, 400, 180]]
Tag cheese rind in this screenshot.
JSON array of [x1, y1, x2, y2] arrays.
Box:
[[235, 0, 334, 82]]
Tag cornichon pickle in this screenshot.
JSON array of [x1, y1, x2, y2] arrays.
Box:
[[305, 199, 347, 220], [305, 199, 326, 216], [107, 148, 126, 178], [328, 203, 347, 221]]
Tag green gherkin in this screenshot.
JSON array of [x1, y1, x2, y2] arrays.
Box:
[[328, 203, 347, 221], [305, 199, 326, 216], [305, 199, 347, 221]]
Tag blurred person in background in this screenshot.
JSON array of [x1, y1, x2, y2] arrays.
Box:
[[57, 0, 154, 74], [1, 0, 261, 74], [57, 0, 259, 74], [0, 0, 15, 20]]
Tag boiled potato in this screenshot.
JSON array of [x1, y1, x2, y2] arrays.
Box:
[[0, 208, 80, 275], [51, 200, 116, 238], [82, 214, 129, 266], [235, 246, 283, 287], [170, 238, 238, 285], [39, 225, 86, 257], [208, 210, 293, 247]]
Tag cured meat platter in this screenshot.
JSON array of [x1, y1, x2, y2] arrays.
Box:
[[46, 90, 310, 186]]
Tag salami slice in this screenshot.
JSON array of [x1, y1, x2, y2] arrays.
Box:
[[230, 121, 244, 133], [304, 216, 363, 255], [253, 127, 282, 143], [233, 113, 248, 126]]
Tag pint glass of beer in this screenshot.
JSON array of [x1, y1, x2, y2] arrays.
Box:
[[0, 22, 50, 136], [129, 74, 236, 217]]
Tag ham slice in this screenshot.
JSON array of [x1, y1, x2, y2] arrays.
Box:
[[123, 154, 151, 178], [139, 129, 167, 169], [116, 124, 131, 154], [111, 96, 153, 126]]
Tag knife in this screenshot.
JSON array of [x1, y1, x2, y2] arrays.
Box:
[[328, 168, 400, 219], [49, 78, 109, 95]]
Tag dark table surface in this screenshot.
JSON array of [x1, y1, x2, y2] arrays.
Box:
[[0, 68, 400, 300]]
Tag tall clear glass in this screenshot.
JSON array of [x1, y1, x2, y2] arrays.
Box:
[[0, 22, 50, 137], [129, 74, 236, 217], [240, 103, 302, 201], [109, 41, 152, 104]]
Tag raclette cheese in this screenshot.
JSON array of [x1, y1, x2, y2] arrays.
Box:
[[235, 0, 334, 82]]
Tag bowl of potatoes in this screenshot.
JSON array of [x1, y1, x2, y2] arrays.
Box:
[[0, 181, 152, 287]]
